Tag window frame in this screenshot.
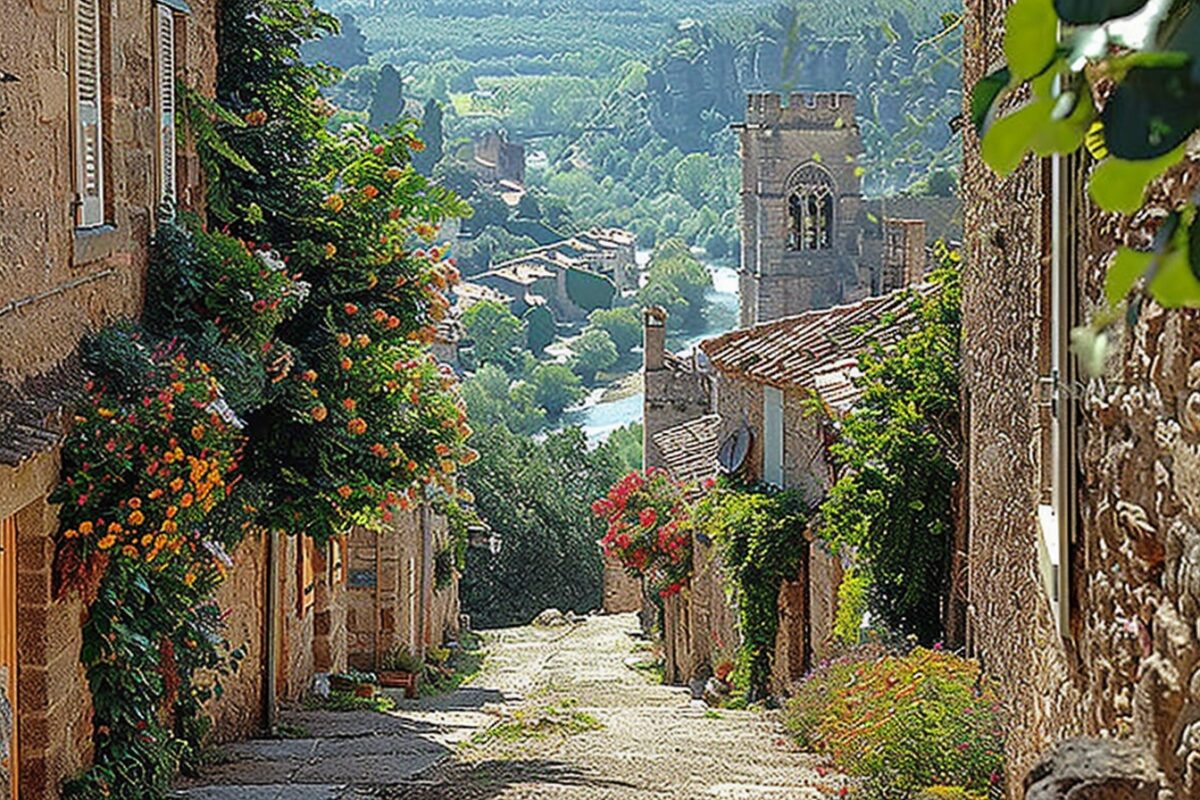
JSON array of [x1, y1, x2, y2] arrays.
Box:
[[72, 0, 106, 229]]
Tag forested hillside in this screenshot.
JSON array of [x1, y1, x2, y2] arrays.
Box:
[[308, 0, 961, 253]]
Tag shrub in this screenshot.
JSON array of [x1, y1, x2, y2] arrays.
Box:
[[833, 567, 870, 646], [571, 327, 619, 384], [592, 468, 692, 597], [784, 646, 1005, 798]]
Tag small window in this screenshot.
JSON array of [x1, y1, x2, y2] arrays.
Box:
[[73, 0, 105, 227], [763, 385, 784, 487]]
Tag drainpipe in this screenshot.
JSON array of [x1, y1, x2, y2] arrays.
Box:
[[263, 529, 280, 734]]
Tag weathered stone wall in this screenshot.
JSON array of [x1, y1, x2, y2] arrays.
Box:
[[206, 530, 268, 741], [643, 367, 713, 470], [278, 533, 316, 702], [963, 1, 1200, 793], [736, 92, 865, 326], [601, 556, 641, 614]]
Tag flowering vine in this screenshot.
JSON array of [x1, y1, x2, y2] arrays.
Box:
[[592, 468, 693, 598]]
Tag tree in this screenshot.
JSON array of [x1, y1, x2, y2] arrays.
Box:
[[461, 364, 546, 435], [637, 237, 711, 330], [531, 363, 584, 417], [588, 306, 641, 356], [460, 424, 622, 628], [300, 13, 367, 70], [461, 300, 524, 371], [818, 251, 961, 645], [672, 152, 716, 208], [571, 328, 619, 384], [411, 98, 444, 175], [368, 64, 404, 130]]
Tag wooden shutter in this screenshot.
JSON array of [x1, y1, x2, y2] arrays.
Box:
[[155, 5, 176, 211], [763, 385, 784, 487], [74, 0, 104, 227]]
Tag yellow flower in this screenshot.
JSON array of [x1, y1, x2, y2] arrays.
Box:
[[324, 242, 337, 259], [97, 534, 117, 550], [170, 477, 184, 492], [121, 545, 139, 558], [323, 193, 345, 213], [128, 510, 145, 526], [97, 408, 115, 418], [184, 572, 197, 587], [64, 528, 78, 539], [141, 533, 153, 547], [78, 520, 94, 535]]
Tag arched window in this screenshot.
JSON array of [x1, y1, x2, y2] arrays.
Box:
[[786, 164, 835, 251]]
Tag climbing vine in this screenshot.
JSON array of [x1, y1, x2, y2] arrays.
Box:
[[972, 0, 1200, 332], [694, 481, 810, 696], [54, 0, 476, 793]]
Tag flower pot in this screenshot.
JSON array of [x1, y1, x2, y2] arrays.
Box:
[[354, 682, 376, 698], [378, 669, 420, 698]]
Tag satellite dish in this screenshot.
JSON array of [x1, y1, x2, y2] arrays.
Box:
[[718, 426, 753, 474]]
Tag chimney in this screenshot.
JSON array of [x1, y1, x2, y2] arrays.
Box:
[[643, 306, 667, 372]]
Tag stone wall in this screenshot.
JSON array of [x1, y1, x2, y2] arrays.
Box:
[[643, 367, 713, 469], [206, 531, 268, 741], [601, 556, 641, 614], [962, 0, 1200, 793]]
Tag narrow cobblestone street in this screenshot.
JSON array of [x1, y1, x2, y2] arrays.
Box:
[[174, 613, 841, 800]]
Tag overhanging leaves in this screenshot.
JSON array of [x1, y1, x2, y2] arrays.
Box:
[[1102, 66, 1200, 159], [1053, 0, 1148, 24], [970, 66, 1011, 135]]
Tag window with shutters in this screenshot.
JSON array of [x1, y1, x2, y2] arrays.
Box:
[[73, 0, 105, 228], [155, 4, 178, 211]]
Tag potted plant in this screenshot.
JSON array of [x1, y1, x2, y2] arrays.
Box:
[[330, 669, 376, 696], [378, 647, 423, 698]]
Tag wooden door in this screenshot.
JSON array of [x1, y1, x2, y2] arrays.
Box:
[[0, 515, 18, 800]]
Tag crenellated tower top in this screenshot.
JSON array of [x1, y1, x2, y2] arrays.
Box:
[[741, 92, 857, 129]]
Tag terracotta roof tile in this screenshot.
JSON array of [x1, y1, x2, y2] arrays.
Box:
[[699, 285, 933, 392], [0, 358, 84, 466]]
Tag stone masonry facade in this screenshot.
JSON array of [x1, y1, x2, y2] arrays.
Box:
[[963, 0, 1200, 794]]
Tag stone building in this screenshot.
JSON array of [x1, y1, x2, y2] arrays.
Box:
[[733, 92, 868, 326], [639, 285, 932, 689], [961, 1, 1200, 794], [471, 131, 525, 187], [0, 0, 218, 792], [0, 0, 461, 794]]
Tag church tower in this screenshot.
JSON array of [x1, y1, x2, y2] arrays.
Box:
[[734, 92, 865, 326]]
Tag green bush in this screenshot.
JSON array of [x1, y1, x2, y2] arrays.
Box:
[[833, 567, 870, 646], [783, 646, 1005, 798]]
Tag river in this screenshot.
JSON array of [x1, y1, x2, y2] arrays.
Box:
[[557, 260, 739, 443]]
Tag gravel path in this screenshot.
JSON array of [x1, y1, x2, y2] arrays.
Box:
[[175, 612, 843, 800]]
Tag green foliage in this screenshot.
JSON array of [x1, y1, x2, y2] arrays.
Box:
[[595, 422, 643, 473], [637, 238, 712, 330], [412, 98, 446, 174], [818, 251, 961, 645], [972, 0, 1200, 313], [564, 267, 617, 312], [834, 567, 871, 646], [571, 328, 619, 383], [587, 306, 641, 355], [460, 425, 622, 628], [462, 300, 525, 371], [461, 364, 547, 435], [177, 83, 255, 222], [783, 646, 1005, 797], [523, 305, 557, 355], [694, 483, 810, 695], [531, 363, 585, 417]]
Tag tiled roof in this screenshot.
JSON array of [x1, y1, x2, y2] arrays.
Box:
[[651, 414, 720, 490], [0, 358, 84, 467], [699, 285, 933, 393]]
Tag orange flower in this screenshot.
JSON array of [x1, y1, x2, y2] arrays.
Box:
[[340, 357, 353, 371], [342, 398, 357, 411], [191, 424, 206, 441], [128, 510, 145, 526], [64, 528, 78, 539], [140, 533, 153, 547], [372, 308, 388, 323], [128, 497, 142, 510], [384, 167, 403, 181], [311, 404, 328, 422], [170, 477, 184, 492], [148, 489, 163, 500], [181, 493, 194, 508], [343, 303, 358, 316], [184, 572, 196, 587], [121, 545, 139, 558], [362, 184, 379, 200], [302, 369, 318, 383], [337, 485, 353, 499], [336, 332, 352, 348], [323, 194, 345, 213], [461, 449, 480, 465], [435, 443, 451, 456], [440, 459, 457, 474], [354, 334, 371, 348], [97, 534, 117, 550], [166, 506, 178, 519], [347, 418, 368, 435], [324, 242, 337, 259], [386, 316, 400, 329], [108, 521, 123, 534], [244, 109, 268, 126], [406, 460, 418, 472], [370, 443, 388, 458], [78, 521, 94, 536]]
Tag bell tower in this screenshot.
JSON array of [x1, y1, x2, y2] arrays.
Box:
[[734, 92, 866, 326]]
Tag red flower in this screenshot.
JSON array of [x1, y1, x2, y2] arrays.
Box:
[[639, 507, 657, 528]]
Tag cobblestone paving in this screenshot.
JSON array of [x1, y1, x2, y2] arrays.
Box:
[[175, 613, 842, 800]]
